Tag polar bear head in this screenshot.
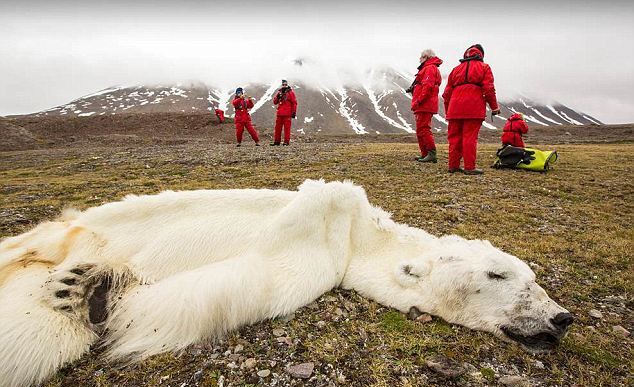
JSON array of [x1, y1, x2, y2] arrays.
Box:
[[395, 235, 573, 352]]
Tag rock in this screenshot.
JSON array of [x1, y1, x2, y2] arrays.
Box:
[[534, 360, 545, 369], [286, 362, 315, 379], [233, 344, 244, 353], [316, 321, 327, 329], [279, 312, 295, 323], [276, 336, 293, 346], [94, 369, 104, 377], [612, 325, 630, 337], [499, 375, 530, 386], [257, 369, 271, 378], [272, 328, 286, 337], [415, 313, 433, 323], [192, 370, 203, 382], [243, 358, 257, 369], [407, 306, 423, 320], [425, 358, 466, 379], [589, 309, 603, 319]]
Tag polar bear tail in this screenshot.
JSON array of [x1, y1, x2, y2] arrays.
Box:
[[0, 265, 97, 387]]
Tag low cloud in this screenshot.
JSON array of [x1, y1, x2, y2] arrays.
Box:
[[1, 1, 632, 123]]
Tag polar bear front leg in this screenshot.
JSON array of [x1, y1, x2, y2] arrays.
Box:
[[103, 254, 280, 362]]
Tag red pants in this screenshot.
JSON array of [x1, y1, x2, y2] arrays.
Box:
[[447, 119, 483, 170], [216, 111, 225, 123], [235, 121, 259, 144], [414, 112, 436, 156], [274, 116, 292, 144]]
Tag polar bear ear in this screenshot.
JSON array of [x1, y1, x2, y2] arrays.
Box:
[[393, 260, 431, 288]]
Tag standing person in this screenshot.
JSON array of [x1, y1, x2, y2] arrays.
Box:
[[214, 108, 225, 123], [501, 113, 529, 148], [271, 79, 297, 146], [442, 44, 500, 174], [232, 87, 260, 147], [408, 49, 443, 163]]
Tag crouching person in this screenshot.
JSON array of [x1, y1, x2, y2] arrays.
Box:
[[408, 49, 443, 163], [214, 108, 225, 123], [232, 87, 260, 147], [501, 113, 529, 148]]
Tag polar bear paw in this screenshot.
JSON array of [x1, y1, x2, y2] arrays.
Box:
[[46, 264, 112, 326]]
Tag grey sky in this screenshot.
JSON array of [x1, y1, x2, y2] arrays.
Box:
[[1, 0, 633, 123]]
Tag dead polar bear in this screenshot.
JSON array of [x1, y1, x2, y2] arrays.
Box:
[[0, 179, 573, 387]]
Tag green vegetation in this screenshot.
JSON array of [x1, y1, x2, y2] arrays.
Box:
[[1, 142, 632, 386]]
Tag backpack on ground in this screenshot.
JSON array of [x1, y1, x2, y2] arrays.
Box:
[[492, 145, 558, 172]]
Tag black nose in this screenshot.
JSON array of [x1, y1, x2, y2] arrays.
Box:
[[551, 312, 574, 330]]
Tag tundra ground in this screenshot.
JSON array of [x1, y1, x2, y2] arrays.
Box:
[[0, 139, 632, 386]]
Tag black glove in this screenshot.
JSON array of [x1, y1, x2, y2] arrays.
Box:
[[291, 112, 296, 119], [405, 86, 413, 94]]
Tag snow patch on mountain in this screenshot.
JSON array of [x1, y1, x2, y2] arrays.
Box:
[[336, 87, 367, 134], [364, 85, 413, 133], [250, 83, 278, 114]]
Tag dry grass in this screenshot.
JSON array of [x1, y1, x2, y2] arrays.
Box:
[[1, 141, 632, 386]]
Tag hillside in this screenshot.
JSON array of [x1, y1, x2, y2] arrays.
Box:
[[15, 68, 602, 135], [0, 114, 630, 152]]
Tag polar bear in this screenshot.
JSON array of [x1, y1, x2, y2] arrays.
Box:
[[0, 179, 573, 387]]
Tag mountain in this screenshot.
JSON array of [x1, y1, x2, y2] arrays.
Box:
[[23, 68, 602, 134]]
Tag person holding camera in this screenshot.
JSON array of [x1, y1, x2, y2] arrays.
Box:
[[232, 87, 260, 147], [442, 44, 500, 175], [271, 79, 297, 146], [407, 49, 443, 163]]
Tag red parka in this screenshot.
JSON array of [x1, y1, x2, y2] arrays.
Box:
[[273, 87, 297, 117], [232, 97, 254, 123], [501, 113, 529, 147], [442, 46, 499, 120], [411, 56, 443, 114]]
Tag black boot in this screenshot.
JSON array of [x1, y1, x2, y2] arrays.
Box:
[[270, 142, 280, 146], [236, 143, 241, 147], [464, 168, 484, 175], [417, 150, 437, 163], [282, 142, 290, 146]]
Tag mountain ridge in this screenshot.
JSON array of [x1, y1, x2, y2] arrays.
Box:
[[18, 69, 602, 134]]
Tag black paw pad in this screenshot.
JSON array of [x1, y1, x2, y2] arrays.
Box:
[[55, 290, 71, 298], [70, 268, 86, 275], [60, 278, 77, 286]]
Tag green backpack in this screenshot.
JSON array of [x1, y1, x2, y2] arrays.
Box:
[[492, 145, 558, 172]]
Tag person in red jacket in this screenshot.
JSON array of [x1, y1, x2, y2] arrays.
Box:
[[271, 79, 297, 146], [214, 108, 225, 123], [408, 49, 443, 163], [442, 44, 500, 174], [232, 87, 260, 147], [501, 113, 529, 148]]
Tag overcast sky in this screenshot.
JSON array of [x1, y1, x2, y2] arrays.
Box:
[[1, 0, 633, 123]]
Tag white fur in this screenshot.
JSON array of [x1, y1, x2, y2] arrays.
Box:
[[0, 179, 570, 387]]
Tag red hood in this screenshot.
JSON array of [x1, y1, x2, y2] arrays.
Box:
[[463, 46, 484, 60], [509, 113, 524, 121], [423, 56, 443, 67]]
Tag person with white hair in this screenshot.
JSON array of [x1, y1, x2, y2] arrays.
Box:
[[407, 49, 443, 163]]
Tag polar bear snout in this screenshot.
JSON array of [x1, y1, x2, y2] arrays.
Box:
[[500, 309, 574, 352], [551, 312, 574, 331]]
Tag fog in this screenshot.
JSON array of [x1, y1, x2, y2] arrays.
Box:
[[1, 0, 633, 123]]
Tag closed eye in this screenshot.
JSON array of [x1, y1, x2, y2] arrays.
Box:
[[487, 271, 507, 280]]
